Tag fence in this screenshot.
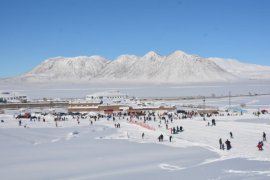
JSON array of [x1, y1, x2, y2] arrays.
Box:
[[129, 119, 155, 131]]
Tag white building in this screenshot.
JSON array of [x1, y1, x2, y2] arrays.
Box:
[[0, 92, 28, 103], [85, 90, 129, 104]]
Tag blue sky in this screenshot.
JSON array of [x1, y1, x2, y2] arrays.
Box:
[[0, 0, 270, 78]]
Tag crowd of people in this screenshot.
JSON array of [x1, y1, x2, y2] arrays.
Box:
[[11, 109, 269, 152]]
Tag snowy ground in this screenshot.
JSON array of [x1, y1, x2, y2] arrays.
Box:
[[0, 79, 270, 99], [0, 81, 270, 179], [1, 109, 270, 179]]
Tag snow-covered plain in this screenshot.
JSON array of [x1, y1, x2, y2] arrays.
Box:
[[1, 79, 270, 179], [1, 80, 270, 99], [1, 95, 270, 179]]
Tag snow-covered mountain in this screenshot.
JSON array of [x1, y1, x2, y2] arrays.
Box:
[[97, 51, 236, 83], [208, 57, 270, 80], [16, 51, 270, 84], [21, 56, 107, 82]]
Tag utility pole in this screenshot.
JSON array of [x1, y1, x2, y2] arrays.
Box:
[[229, 91, 231, 110], [203, 96, 206, 120]]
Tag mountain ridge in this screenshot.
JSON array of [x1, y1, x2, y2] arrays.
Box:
[[11, 50, 270, 83]]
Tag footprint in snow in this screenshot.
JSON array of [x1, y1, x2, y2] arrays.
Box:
[[65, 131, 79, 140], [51, 138, 61, 143], [159, 163, 184, 171]]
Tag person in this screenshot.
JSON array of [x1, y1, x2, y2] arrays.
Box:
[[225, 139, 231, 150], [221, 143, 225, 150], [219, 138, 223, 149], [158, 134, 164, 142], [158, 134, 162, 142], [172, 127, 176, 134], [212, 119, 216, 126], [180, 126, 183, 132], [257, 141, 263, 151], [169, 135, 172, 142], [263, 132, 266, 141], [142, 132, 145, 139], [230, 132, 233, 138], [19, 120, 22, 126]]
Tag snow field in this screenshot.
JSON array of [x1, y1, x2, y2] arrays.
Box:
[[1, 112, 270, 179]]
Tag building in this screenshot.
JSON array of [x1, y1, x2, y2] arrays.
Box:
[[68, 103, 176, 115], [0, 92, 28, 103], [69, 90, 176, 115], [85, 90, 129, 104], [68, 104, 129, 114], [128, 106, 176, 115]]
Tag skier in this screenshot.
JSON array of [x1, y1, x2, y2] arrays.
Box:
[[263, 132, 266, 141]]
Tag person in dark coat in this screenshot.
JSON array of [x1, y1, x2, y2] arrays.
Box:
[[179, 126, 183, 132], [212, 119, 216, 126], [230, 132, 233, 138], [225, 139, 231, 150], [263, 132, 266, 141], [160, 134, 164, 142], [219, 138, 223, 149], [158, 134, 163, 142]]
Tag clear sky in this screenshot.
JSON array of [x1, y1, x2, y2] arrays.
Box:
[[0, 0, 270, 78]]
